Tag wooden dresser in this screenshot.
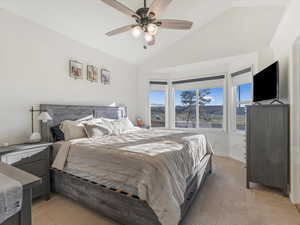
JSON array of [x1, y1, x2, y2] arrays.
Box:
[[246, 104, 289, 196], [0, 143, 52, 200]]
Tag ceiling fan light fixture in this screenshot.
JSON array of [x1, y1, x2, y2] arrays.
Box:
[[147, 23, 158, 35], [102, 0, 193, 48], [131, 26, 142, 38], [144, 33, 154, 43]]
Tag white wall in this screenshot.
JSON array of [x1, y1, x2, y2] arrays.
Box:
[[258, 47, 275, 71], [0, 10, 138, 145], [270, 0, 300, 204], [227, 53, 258, 162]]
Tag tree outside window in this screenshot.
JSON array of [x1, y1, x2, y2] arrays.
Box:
[[175, 88, 223, 129]]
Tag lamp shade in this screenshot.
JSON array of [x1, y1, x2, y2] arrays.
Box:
[[38, 112, 52, 123]]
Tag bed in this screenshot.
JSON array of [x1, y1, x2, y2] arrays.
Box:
[[40, 104, 213, 225]]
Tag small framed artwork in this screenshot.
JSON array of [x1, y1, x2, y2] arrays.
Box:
[[87, 65, 99, 82], [69, 60, 83, 79], [101, 69, 111, 85]]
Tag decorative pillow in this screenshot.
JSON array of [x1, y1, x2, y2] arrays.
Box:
[[84, 123, 110, 138], [50, 125, 65, 142], [60, 120, 87, 141]]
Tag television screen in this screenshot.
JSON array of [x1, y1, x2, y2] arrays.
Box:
[[253, 61, 279, 102]]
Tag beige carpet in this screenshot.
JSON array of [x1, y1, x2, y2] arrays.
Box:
[[32, 156, 300, 225]]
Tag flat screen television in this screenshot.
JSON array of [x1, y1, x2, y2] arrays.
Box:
[[253, 61, 279, 102]]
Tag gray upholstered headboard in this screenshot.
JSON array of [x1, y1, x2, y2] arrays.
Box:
[[40, 104, 126, 142]]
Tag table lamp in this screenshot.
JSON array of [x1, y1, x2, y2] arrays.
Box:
[[29, 107, 52, 143]]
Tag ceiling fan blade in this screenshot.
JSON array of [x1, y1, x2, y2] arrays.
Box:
[[106, 25, 134, 36], [147, 0, 172, 17], [158, 19, 193, 30], [148, 36, 156, 46], [101, 0, 140, 18]]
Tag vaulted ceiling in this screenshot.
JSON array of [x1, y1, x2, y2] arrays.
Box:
[[0, 0, 289, 65]]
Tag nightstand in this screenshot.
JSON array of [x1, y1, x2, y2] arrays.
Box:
[[0, 142, 52, 200]]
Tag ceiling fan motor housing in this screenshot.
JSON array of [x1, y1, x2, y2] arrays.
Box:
[[135, 7, 156, 29]]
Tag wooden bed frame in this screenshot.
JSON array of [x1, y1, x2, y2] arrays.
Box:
[[40, 104, 212, 225]]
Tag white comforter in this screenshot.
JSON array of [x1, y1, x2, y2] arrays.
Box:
[[52, 129, 212, 225]]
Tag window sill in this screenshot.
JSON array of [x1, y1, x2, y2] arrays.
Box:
[[231, 130, 246, 136], [171, 127, 226, 134]]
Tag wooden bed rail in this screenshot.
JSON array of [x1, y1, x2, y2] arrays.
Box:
[[51, 168, 143, 201]]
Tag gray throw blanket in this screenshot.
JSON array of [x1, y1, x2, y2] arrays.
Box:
[[0, 173, 22, 224]]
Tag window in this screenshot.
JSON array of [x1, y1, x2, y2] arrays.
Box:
[[175, 90, 197, 128], [149, 91, 166, 128], [235, 83, 252, 131], [199, 87, 224, 128], [174, 87, 224, 129]]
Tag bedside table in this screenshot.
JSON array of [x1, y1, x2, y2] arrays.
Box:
[[0, 142, 52, 200]]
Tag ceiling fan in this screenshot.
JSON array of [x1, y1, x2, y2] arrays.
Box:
[[101, 0, 193, 48]]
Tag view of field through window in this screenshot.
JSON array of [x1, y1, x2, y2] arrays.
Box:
[[236, 83, 252, 131], [175, 88, 224, 128], [149, 83, 251, 130], [149, 91, 166, 127]]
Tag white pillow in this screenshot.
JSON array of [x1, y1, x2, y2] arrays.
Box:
[[60, 120, 87, 141], [101, 118, 120, 135], [122, 118, 134, 130], [85, 118, 113, 135], [84, 123, 110, 138], [101, 118, 135, 135]]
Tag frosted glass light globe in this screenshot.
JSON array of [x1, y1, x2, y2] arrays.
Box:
[[131, 26, 142, 38], [147, 23, 158, 35], [144, 33, 154, 43]]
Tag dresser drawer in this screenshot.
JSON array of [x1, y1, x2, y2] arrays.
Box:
[[2, 147, 49, 165], [15, 160, 49, 177]]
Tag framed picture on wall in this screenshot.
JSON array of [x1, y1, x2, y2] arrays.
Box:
[[101, 69, 111, 85], [87, 65, 99, 82], [69, 60, 83, 79]]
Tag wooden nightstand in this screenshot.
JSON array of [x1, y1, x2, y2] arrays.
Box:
[[0, 143, 52, 200]]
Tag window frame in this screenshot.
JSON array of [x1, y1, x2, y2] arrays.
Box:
[[233, 84, 252, 133], [148, 81, 169, 129], [230, 66, 253, 134], [172, 76, 226, 132], [147, 68, 254, 134]]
